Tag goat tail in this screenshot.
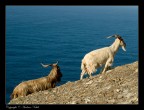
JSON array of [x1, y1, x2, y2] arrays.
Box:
[[81, 59, 97, 75], [81, 59, 87, 73], [80, 59, 88, 79]]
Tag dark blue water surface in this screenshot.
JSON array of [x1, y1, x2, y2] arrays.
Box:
[[6, 6, 138, 103]]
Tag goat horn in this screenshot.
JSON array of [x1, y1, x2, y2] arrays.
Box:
[[107, 34, 119, 39], [40, 63, 52, 68], [51, 61, 59, 66], [107, 36, 113, 38], [55, 61, 59, 65], [107, 35, 115, 38]]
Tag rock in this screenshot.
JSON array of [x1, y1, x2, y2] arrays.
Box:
[[9, 61, 138, 104]]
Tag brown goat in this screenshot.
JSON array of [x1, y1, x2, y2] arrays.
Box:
[[10, 61, 62, 99]]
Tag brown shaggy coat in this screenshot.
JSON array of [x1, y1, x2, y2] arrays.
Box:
[[10, 62, 62, 99]]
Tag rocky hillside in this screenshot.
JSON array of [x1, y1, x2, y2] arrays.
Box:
[[9, 61, 138, 104]]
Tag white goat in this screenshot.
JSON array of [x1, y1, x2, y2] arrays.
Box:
[[80, 34, 126, 80]]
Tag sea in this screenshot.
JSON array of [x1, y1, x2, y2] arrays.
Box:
[[6, 6, 138, 104]]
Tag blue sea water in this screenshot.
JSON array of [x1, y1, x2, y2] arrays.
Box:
[[6, 6, 138, 103]]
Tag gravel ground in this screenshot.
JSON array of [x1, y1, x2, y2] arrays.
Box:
[[9, 61, 138, 104]]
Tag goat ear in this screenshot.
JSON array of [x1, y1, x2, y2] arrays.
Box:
[[117, 36, 123, 41]]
